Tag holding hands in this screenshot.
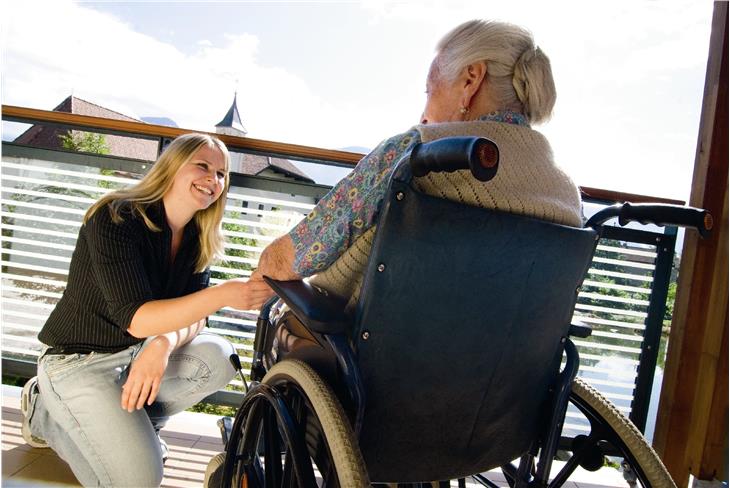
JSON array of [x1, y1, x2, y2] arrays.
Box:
[[222, 276, 275, 311]]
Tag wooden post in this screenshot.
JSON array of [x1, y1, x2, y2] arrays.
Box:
[[653, 2, 729, 486]]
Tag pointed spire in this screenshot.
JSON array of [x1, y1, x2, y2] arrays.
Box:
[[215, 92, 247, 137]]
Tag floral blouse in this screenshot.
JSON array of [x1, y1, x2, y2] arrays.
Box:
[[289, 111, 529, 277]]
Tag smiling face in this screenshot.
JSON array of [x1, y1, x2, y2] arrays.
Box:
[[165, 143, 227, 219]]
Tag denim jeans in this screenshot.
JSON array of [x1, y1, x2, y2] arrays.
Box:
[[27, 332, 236, 487]]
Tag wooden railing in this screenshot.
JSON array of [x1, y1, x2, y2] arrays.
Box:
[[2, 104, 685, 205]]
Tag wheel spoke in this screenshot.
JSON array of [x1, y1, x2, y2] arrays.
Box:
[[281, 450, 294, 487], [219, 360, 368, 488], [263, 406, 283, 487]]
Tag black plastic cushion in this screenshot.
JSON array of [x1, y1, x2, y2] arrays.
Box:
[[262, 278, 350, 335]]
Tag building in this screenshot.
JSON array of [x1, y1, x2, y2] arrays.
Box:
[[13, 95, 159, 161], [214, 93, 314, 184], [13, 94, 315, 184]]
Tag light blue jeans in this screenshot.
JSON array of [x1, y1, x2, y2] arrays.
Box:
[[27, 332, 236, 487]]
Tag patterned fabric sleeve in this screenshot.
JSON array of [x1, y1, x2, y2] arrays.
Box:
[[289, 128, 421, 277]]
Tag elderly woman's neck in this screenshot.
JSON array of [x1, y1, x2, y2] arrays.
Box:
[[465, 88, 522, 121]]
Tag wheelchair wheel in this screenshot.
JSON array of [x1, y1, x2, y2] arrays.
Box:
[[564, 377, 675, 487], [221, 359, 369, 487], [499, 377, 675, 487]]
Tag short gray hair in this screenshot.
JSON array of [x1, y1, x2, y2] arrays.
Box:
[[435, 20, 556, 124]]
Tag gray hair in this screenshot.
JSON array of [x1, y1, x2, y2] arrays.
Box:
[[435, 20, 556, 124]]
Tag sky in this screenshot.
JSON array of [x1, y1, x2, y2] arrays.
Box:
[[1, 0, 715, 199]]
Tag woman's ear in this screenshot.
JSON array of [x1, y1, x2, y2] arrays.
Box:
[[461, 61, 487, 107]]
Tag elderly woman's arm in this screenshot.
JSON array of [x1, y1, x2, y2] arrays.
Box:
[[251, 129, 421, 287], [251, 234, 301, 281]]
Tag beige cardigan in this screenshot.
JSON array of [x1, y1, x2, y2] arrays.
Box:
[[308, 120, 582, 307]]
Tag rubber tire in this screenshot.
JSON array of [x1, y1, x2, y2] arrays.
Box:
[[204, 452, 225, 488], [260, 359, 370, 487], [569, 377, 676, 488]]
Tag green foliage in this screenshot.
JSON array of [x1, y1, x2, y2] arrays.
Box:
[[59, 130, 110, 155], [213, 211, 257, 280], [98, 168, 117, 190], [664, 281, 677, 323], [2, 375, 28, 387], [188, 402, 237, 417]]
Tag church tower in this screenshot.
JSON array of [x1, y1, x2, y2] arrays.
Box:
[[215, 93, 247, 137]]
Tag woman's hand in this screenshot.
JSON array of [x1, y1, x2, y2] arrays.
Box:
[[121, 338, 171, 412], [223, 278, 275, 311]]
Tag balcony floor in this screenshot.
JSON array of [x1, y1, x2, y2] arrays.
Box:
[[2, 385, 632, 487], [2, 385, 223, 487]]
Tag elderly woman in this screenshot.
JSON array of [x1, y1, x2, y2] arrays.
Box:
[[252, 19, 582, 308]]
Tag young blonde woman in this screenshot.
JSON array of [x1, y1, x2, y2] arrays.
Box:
[[21, 133, 273, 487]]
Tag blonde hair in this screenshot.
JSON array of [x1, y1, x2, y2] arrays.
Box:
[[84, 133, 231, 272], [435, 20, 556, 124]]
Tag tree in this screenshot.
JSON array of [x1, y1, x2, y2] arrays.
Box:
[[58, 130, 110, 154]]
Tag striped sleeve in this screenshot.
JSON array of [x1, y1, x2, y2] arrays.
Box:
[[84, 207, 153, 330]]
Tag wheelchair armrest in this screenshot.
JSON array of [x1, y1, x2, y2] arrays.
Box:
[[262, 277, 350, 335], [568, 321, 593, 338]]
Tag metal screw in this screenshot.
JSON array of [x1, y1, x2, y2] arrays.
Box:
[[377, 263, 386, 272], [561, 337, 567, 343], [656, 237, 661, 243], [361, 331, 370, 340], [396, 192, 404, 201]]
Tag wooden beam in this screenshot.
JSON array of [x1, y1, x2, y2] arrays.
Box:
[[653, 2, 729, 486], [3, 104, 691, 206], [579, 186, 684, 205], [2, 104, 365, 165]]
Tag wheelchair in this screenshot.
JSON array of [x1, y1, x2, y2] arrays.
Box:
[[206, 137, 711, 487]]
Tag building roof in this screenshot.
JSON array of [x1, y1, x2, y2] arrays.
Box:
[[13, 95, 158, 161], [230, 152, 314, 183], [13, 94, 313, 183], [215, 93, 247, 135]]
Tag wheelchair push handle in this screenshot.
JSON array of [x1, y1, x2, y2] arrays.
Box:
[[586, 202, 713, 238], [409, 136, 499, 182]]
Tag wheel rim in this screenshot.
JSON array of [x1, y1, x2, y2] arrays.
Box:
[[224, 382, 341, 487], [551, 390, 651, 487], [497, 379, 673, 488]]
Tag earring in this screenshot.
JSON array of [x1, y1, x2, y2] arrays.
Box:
[[459, 106, 469, 115]]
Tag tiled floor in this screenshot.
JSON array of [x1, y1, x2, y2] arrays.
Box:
[[2, 385, 631, 487], [2, 385, 224, 487]]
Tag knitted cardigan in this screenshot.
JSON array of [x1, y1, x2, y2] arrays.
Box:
[[308, 120, 582, 307]]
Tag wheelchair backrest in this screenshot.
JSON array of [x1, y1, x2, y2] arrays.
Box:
[[353, 169, 597, 482]]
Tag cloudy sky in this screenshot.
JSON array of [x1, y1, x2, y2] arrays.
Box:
[[1, 0, 714, 198]]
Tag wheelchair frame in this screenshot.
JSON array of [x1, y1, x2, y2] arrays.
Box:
[[211, 137, 710, 488]]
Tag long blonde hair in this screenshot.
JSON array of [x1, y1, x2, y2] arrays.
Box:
[[84, 133, 231, 272]]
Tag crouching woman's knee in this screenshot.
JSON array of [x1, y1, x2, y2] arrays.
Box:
[[185, 333, 237, 391], [99, 449, 164, 488], [125, 463, 164, 488]]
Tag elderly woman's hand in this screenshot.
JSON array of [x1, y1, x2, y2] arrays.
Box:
[[254, 235, 300, 281]]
